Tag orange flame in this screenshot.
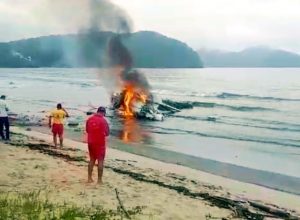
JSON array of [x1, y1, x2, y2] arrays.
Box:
[[120, 84, 147, 117], [123, 85, 135, 117], [116, 83, 149, 143]]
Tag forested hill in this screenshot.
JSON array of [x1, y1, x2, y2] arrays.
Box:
[[0, 31, 203, 68], [198, 47, 300, 67]]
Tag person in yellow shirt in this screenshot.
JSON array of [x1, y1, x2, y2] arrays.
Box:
[[49, 103, 69, 148]]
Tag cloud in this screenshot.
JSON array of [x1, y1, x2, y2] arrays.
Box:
[[1, 0, 300, 52], [112, 0, 300, 52], [0, 0, 132, 39]]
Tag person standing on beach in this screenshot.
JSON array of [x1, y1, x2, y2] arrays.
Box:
[[0, 95, 10, 141], [86, 106, 109, 184], [49, 103, 69, 148]]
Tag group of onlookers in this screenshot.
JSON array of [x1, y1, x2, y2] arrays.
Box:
[[48, 103, 110, 184], [1, 96, 110, 184]]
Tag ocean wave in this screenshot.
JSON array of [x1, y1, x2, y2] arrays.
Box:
[[244, 117, 300, 127], [226, 117, 300, 131], [172, 115, 300, 132], [152, 89, 300, 102], [161, 99, 275, 112], [35, 99, 57, 104], [146, 125, 300, 148], [172, 115, 218, 122], [5, 75, 96, 88], [216, 92, 300, 102]]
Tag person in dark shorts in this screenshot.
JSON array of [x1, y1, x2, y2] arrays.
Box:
[[86, 106, 109, 184], [0, 95, 10, 141]]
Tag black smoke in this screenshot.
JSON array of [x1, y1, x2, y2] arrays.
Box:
[[84, 0, 150, 95], [34, 0, 151, 93], [108, 35, 133, 70]]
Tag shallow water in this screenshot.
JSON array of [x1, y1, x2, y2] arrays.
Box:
[[1, 68, 300, 180]]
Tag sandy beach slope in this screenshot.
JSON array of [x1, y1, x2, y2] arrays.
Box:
[[0, 126, 299, 219]]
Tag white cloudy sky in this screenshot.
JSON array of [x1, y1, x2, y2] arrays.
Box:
[[1, 0, 300, 52]]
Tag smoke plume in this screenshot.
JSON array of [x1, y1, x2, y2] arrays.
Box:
[[87, 0, 132, 34], [31, 0, 150, 94], [86, 0, 151, 94]]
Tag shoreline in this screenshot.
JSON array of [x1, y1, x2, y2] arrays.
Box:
[[3, 126, 300, 219], [29, 125, 300, 196]]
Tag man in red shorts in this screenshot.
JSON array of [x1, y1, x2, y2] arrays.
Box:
[[49, 103, 69, 148], [86, 106, 109, 184]]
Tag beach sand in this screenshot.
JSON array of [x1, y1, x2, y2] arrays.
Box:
[[0, 126, 300, 219]]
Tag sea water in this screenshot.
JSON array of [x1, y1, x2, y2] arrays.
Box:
[[1, 68, 300, 189]]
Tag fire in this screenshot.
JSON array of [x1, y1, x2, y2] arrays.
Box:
[[139, 94, 147, 103], [117, 83, 148, 143], [123, 85, 135, 117], [120, 83, 148, 117], [111, 82, 149, 143]]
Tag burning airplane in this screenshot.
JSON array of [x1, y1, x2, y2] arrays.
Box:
[[83, 0, 180, 121], [106, 33, 176, 121]]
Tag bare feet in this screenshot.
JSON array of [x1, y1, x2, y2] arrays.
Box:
[[97, 180, 103, 185], [87, 178, 94, 183]]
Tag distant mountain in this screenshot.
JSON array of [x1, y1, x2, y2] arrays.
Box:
[[0, 31, 203, 68], [198, 47, 300, 67]]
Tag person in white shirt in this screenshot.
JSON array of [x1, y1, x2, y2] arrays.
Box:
[[0, 95, 10, 141]]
